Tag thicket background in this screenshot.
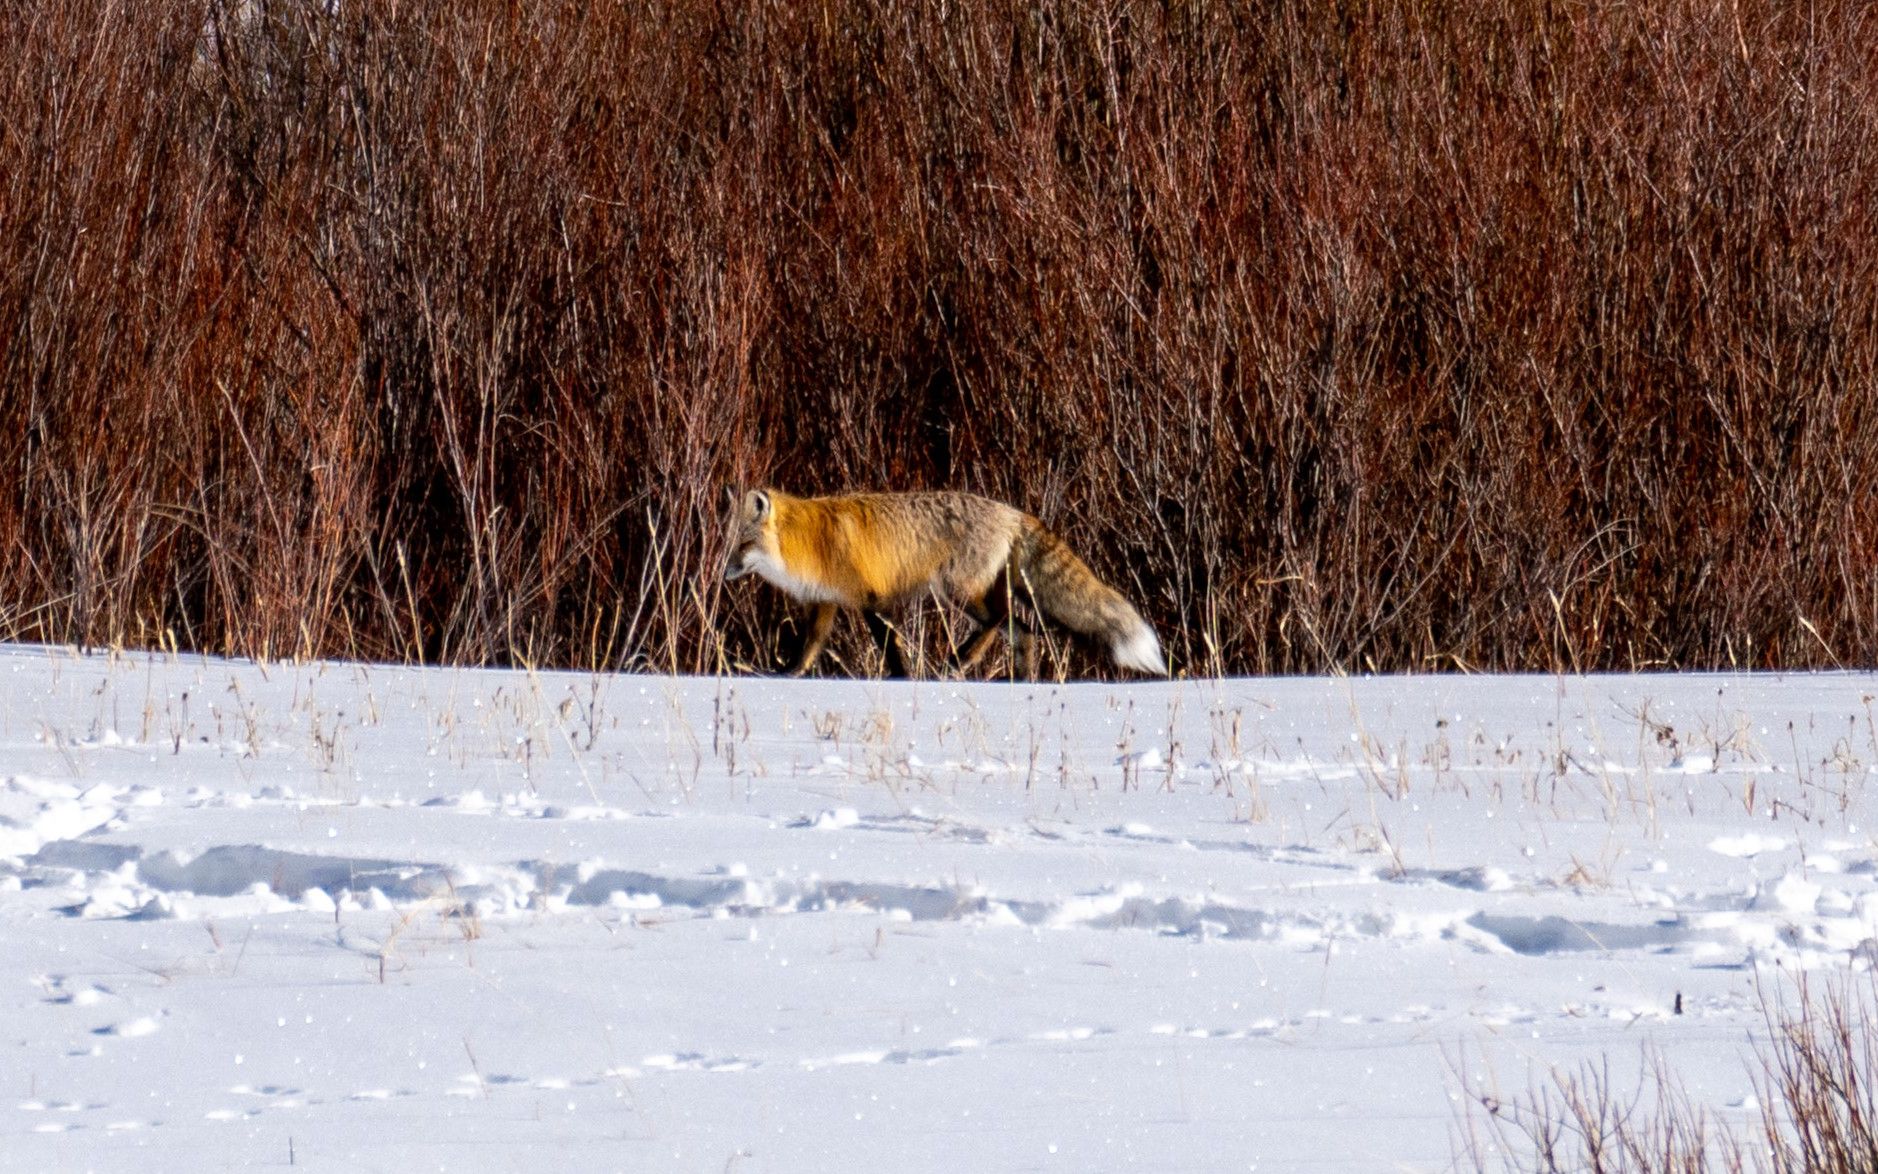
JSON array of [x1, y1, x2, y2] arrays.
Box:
[[2, 0, 1874, 676]]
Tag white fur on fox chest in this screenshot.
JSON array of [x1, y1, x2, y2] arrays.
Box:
[[745, 548, 850, 605]]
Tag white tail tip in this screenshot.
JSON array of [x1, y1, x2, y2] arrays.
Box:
[[1112, 624, 1167, 676]]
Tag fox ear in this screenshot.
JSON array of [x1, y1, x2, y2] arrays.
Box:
[[744, 490, 771, 520]]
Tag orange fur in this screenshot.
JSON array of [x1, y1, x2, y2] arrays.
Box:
[[769, 496, 952, 606]]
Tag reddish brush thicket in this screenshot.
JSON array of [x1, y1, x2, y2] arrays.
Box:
[[2, 0, 1874, 675]]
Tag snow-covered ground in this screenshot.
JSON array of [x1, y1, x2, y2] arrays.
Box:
[[4, 644, 1877, 1170]]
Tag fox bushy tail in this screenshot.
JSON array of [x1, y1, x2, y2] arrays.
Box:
[[1013, 520, 1166, 675]]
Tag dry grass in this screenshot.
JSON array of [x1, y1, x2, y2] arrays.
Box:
[[1462, 974, 1878, 1173], [3, 0, 1875, 675], [1462, 1050, 1742, 1173], [1759, 973, 1878, 1172]]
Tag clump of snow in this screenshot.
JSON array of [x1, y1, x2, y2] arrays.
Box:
[[805, 807, 859, 830], [1709, 832, 1789, 857]]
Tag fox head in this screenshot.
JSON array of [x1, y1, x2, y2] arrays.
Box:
[[723, 489, 778, 582]]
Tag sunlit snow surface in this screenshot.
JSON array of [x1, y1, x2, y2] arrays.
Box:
[[4, 643, 1878, 1169]]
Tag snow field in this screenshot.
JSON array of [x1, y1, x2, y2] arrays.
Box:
[[3, 645, 1878, 1169]]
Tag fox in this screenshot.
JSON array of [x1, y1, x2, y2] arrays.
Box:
[[723, 488, 1166, 678]]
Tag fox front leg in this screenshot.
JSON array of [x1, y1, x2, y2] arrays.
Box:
[[786, 603, 838, 676], [863, 611, 911, 678]]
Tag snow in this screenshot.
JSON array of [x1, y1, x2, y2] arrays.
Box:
[[3, 643, 1877, 1168]]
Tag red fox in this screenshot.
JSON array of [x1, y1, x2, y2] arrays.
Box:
[[723, 489, 1166, 678]]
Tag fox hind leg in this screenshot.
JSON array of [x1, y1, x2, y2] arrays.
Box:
[[956, 571, 1036, 678], [954, 581, 1007, 674], [955, 603, 1002, 675], [786, 603, 838, 676]]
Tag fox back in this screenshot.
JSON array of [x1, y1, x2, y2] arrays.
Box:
[[724, 489, 1024, 609]]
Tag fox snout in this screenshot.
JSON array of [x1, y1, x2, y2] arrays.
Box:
[[725, 541, 767, 582], [724, 489, 773, 583]]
